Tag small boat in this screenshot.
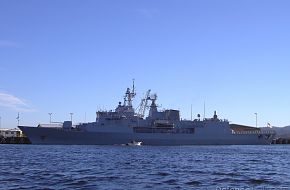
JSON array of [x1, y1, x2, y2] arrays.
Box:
[[126, 141, 142, 146]]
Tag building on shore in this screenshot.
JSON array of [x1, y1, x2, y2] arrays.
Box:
[[0, 128, 23, 138]]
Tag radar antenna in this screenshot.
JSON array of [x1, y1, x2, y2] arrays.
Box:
[[123, 79, 136, 107]]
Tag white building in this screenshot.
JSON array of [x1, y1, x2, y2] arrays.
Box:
[[0, 128, 23, 138]]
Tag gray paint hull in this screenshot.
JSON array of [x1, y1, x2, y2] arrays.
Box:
[[19, 126, 273, 145]]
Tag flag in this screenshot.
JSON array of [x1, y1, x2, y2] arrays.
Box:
[[267, 122, 272, 128], [16, 112, 19, 120]]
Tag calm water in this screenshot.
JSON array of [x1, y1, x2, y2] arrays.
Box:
[[0, 145, 289, 190]]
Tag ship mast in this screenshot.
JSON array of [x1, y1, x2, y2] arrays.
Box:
[[124, 79, 136, 107]]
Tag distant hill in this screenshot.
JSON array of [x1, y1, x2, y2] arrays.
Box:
[[261, 126, 290, 138]]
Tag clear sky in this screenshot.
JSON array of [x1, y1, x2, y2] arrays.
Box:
[[1, 0, 290, 128]]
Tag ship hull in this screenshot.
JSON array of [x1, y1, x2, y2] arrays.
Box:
[[19, 126, 274, 145]]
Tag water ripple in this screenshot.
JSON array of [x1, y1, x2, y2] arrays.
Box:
[[0, 145, 290, 190]]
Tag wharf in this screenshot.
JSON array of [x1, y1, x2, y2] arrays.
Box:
[[272, 138, 290, 144], [0, 137, 31, 144]]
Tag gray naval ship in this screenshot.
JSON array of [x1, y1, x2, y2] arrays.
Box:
[[19, 82, 275, 145]]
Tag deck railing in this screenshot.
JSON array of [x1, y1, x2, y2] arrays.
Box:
[[232, 130, 276, 135]]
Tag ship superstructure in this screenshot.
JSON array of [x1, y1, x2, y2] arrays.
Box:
[[19, 82, 275, 145]]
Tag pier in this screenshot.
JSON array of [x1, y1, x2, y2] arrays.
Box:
[[272, 138, 290, 144], [0, 137, 31, 144]]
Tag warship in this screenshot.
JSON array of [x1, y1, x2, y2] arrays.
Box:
[[19, 82, 275, 145]]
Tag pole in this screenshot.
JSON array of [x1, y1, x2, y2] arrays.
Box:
[[203, 101, 205, 120], [191, 104, 192, 121], [254, 113, 257, 128], [48, 113, 52, 123], [70, 113, 73, 124], [17, 112, 20, 126]]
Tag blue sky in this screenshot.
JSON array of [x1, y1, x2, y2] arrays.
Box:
[[1, 0, 290, 128]]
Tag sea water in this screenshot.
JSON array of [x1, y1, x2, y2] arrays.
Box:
[[0, 145, 289, 190]]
